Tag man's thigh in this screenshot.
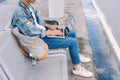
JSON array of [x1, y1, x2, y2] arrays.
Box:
[[42, 37, 76, 49]]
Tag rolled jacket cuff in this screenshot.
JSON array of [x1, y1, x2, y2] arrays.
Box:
[[41, 30, 47, 38]]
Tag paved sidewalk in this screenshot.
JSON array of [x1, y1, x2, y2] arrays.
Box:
[[0, 0, 97, 80], [0, 0, 17, 31]]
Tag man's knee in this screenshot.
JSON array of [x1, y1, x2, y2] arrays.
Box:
[[70, 30, 76, 34], [68, 30, 76, 37], [70, 38, 78, 45]]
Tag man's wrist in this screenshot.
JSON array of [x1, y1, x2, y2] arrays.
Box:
[[46, 31, 49, 36], [46, 30, 51, 36], [44, 23, 51, 28]]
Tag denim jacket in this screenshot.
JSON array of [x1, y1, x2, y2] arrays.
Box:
[[11, 1, 46, 38]]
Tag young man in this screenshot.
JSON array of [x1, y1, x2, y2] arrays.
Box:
[[11, 0, 93, 77]]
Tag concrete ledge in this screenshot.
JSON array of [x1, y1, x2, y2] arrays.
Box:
[[92, 0, 120, 65], [0, 31, 68, 80]]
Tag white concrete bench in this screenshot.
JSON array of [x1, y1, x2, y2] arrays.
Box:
[[0, 17, 75, 80], [0, 31, 68, 80]]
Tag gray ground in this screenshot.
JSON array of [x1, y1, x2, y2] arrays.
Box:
[[0, 0, 97, 80], [0, 0, 17, 31]]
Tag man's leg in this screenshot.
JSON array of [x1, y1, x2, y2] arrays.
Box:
[[67, 30, 77, 38], [42, 36, 81, 64], [42, 30, 93, 77], [68, 30, 91, 63], [67, 30, 80, 52]]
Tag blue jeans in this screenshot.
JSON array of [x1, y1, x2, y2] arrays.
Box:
[[42, 30, 81, 64]]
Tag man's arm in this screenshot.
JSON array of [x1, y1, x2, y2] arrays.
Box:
[[46, 29, 63, 36], [44, 23, 57, 30], [11, 12, 46, 37], [35, 10, 59, 30]]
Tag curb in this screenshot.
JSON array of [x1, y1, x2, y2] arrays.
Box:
[[92, 0, 120, 62]]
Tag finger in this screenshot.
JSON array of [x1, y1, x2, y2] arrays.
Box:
[[57, 26, 62, 29]]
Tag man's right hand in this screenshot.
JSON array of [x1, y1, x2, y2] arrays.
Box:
[[46, 30, 63, 36]]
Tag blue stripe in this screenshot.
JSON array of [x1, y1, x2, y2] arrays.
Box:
[[0, 0, 5, 3], [81, 0, 120, 80]]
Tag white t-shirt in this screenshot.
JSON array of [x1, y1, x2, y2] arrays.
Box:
[[29, 7, 45, 30]]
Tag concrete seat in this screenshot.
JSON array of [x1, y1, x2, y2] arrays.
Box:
[[0, 31, 68, 80]]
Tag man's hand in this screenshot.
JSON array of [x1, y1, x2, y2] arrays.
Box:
[[44, 23, 62, 30], [49, 25, 57, 30], [44, 23, 56, 30], [46, 30, 63, 36]]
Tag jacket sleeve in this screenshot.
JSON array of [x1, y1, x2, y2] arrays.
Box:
[[35, 10, 46, 26], [12, 12, 47, 38]]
